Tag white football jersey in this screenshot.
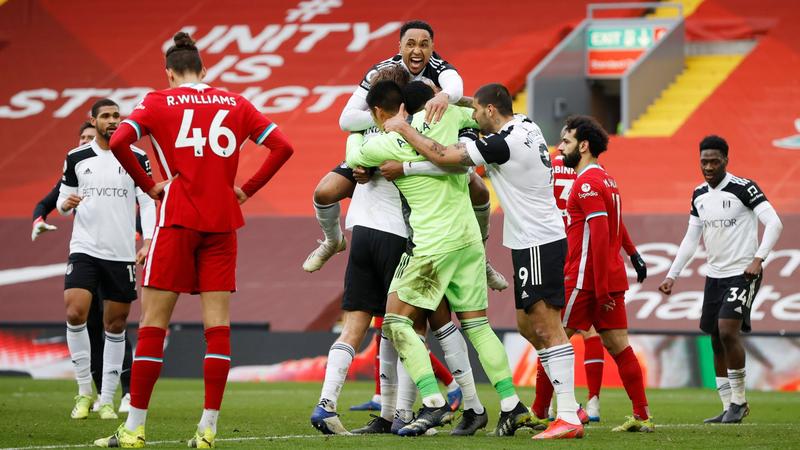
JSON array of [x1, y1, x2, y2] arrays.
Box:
[[345, 129, 407, 238], [466, 116, 565, 249], [58, 140, 155, 262], [689, 172, 769, 278]]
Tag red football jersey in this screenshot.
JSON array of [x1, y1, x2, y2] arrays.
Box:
[[122, 83, 277, 232], [564, 164, 628, 293], [551, 155, 576, 227]]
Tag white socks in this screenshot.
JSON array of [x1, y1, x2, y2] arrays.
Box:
[[473, 202, 491, 242], [716, 376, 732, 410], [728, 368, 746, 405], [319, 342, 355, 411], [395, 360, 417, 414], [99, 330, 126, 405], [66, 322, 92, 396], [198, 409, 220, 433], [125, 406, 147, 430], [313, 201, 343, 243], [543, 344, 580, 425], [379, 333, 398, 421], [434, 321, 484, 414]]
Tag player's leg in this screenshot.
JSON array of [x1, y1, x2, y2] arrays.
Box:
[[96, 259, 136, 420], [719, 274, 759, 424], [64, 253, 98, 419], [95, 226, 189, 448], [97, 298, 132, 420], [426, 302, 464, 411], [313, 310, 371, 435], [601, 322, 652, 433], [87, 292, 105, 412], [468, 172, 508, 291], [384, 250, 456, 436], [118, 334, 133, 414], [303, 169, 354, 272], [581, 326, 604, 421], [350, 322, 382, 411], [701, 276, 731, 423]]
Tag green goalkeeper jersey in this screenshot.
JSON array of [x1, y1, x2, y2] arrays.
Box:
[[346, 106, 481, 256]]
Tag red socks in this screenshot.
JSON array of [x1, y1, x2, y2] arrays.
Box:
[[532, 359, 554, 419], [583, 335, 605, 399], [130, 327, 166, 410], [430, 352, 454, 386], [373, 329, 382, 395], [203, 326, 231, 410], [613, 346, 649, 419]]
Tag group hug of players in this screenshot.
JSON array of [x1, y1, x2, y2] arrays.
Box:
[[35, 19, 782, 448]]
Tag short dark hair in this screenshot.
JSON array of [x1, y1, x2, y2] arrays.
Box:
[[403, 81, 435, 115], [90, 99, 119, 118], [474, 83, 513, 116], [78, 121, 95, 136], [400, 20, 434, 40], [367, 80, 404, 115], [564, 115, 609, 157], [699, 134, 728, 157], [369, 64, 411, 88], [165, 31, 203, 75]]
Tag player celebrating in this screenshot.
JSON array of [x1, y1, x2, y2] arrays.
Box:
[[94, 32, 293, 448], [383, 83, 585, 439], [659, 135, 782, 424], [348, 80, 527, 437], [304, 20, 506, 292], [58, 100, 155, 421]]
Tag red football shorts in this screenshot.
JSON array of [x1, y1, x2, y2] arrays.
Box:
[[143, 226, 237, 294], [561, 288, 628, 331]]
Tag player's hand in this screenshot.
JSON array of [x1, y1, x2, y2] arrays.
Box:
[[744, 257, 763, 280], [147, 178, 173, 201], [379, 160, 405, 181], [600, 294, 615, 312], [136, 239, 151, 265], [658, 278, 675, 295], [630, 252, 647, 283], [353, 166, 371, 184], [425, 91, 449, 123], [61, 194, 82, 212], [234, 186, 249, 205], [383, 103, 409, 134], [31, 217, 57, 241]]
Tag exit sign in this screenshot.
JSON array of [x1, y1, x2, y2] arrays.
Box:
[[587, 26, 667, 50]]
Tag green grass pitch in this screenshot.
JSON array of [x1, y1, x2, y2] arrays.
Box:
[[0, 377, 797, 449]]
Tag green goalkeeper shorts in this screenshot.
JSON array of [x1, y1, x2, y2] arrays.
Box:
[[389, 240, 487, 312]]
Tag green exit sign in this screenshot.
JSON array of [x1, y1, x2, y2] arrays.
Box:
[[587, 27, 659, 50]]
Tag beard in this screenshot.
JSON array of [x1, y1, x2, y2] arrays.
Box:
[[563, 150, 581, 168]]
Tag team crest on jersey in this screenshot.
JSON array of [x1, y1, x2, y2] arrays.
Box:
[[581, 183, 591, 193], [66, 263, 73, 275]]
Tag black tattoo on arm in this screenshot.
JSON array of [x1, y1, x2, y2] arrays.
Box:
[[456, 142, 475, 166]]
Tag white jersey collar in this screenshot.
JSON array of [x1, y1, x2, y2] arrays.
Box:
[[180, 82, 211, 91], [577, 163, 603, 177], [708, 172, 732, 191]]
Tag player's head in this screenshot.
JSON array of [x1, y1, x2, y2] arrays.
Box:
[[472, 83, 514, 135], [370, 64, 412, 88], [403, 80, 435, 115], [78, 121, 96, 145], [699, 134, 729, 186], [559, 115, 608, 168], [366, 80, 403, 128], [165, 31, 207, 87], [399, 20, 434, 76], [90, 99, 120, 142]]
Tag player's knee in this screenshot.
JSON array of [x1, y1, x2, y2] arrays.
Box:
[[104, 317, 127, 334], [65, 307, 88, 326], [718, 328, 740, 348]]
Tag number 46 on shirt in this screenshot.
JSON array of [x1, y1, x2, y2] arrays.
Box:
[[175, 109, 237, 158]]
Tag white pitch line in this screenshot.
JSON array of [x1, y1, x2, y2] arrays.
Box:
[[2, 424, 789, 450]]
